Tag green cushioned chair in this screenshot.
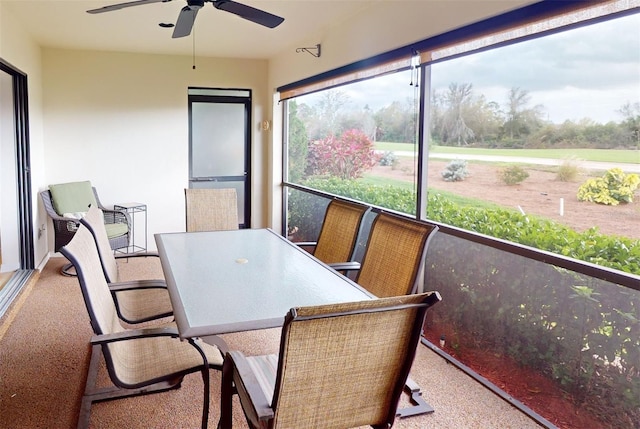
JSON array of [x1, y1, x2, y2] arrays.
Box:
[[40, 181, 130, 275]]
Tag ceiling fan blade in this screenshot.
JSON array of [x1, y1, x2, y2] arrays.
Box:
[[172, 5, 200, 38], [87, 0, 171, 14], [212, 0, 284, 28]]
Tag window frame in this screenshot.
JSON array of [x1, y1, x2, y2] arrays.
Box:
[[280, 3, 640, 291]]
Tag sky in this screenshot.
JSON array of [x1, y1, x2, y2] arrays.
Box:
[[308, 11, 640, 125], [431, 12, 640, 124]]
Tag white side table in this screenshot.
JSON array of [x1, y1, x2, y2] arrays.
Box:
[[114, 202, 147, 253]]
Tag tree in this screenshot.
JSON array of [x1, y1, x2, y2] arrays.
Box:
[[618, 102, 640, 148], [313, 89, 350, 140], [502, 87, 544, 142], [429, 89, 445, 144], [464, 96, 502, 145], [441, 83, 475, 146], [286, 100, 309, 182], [373, 99, 417, 143], [337, 104, 377, 141]]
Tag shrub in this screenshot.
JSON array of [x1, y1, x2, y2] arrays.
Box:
[[378, 151, 398, 167], [306, 129, 378, 179], [441, 160, 470, 182], [556, 158, 582, 182], [577, 168, 640, 205], [498, 165, 529, 185]]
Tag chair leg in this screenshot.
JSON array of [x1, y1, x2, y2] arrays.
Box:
[[201, 367, 211, 429], [218, 357, 235, 429], [77, 344, 183, 429], [187, 337, 211, 429], [61, 262, 77, 277], [396, 377, 435, 418]]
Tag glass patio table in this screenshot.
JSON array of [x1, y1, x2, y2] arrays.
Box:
[[155, 228, 374, 340]]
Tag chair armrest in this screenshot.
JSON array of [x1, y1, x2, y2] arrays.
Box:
[[42, 208, 81, 232], [228, 351, 275, 423], [327, 261, 361, 272], [102, 208, 130, 227], [294, 241, 317, 254], [90, 326, 179, 345], [90, 328, 215, 371], [108, 280, 167, 292]]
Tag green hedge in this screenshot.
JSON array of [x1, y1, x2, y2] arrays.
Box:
[[292, 177, 639, 275]]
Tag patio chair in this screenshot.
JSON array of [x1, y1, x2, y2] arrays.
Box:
[[60, 224, 224, 429], [185, 188, 239, 232], [80, 205, 173, 324], [218, 291, 442, 429], [40, 181, 130, 275], [334, 211, 439, 298], [331, 211, 439, 418], [295, 198, 370, 265]]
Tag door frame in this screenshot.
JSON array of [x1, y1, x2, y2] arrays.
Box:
[[0, 58, 35, 317], [187, 87, 251, 228]]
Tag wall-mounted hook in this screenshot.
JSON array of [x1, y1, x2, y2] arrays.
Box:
[[296, 43, 321, 58]]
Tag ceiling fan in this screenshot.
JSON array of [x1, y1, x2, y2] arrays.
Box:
[[87, 0, 285, 38]]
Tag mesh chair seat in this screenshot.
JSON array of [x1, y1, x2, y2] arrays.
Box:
[[356, 212, 439, 298], [311, 198, 370, 264], [108, 284, 173, 324], [107, 334, 223, 387], [185, 188, 239, 232], [81, 205, 174, 324]]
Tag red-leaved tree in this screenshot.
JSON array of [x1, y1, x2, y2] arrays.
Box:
[[306, 129, 379, 179]]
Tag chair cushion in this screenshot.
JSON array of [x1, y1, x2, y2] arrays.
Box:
[[49, 181, 97, 215], [105, 223, 128, 239]]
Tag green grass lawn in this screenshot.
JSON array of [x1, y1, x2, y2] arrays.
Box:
[[374, 142, 640, 164], [359, 175, 415, 190], [425, 189, 506, 210]]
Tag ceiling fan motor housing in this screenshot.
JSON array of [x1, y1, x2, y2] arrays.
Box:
[[187, 0, 205, 9]]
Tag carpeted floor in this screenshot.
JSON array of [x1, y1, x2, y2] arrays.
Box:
[[0, 256, 541, 428]]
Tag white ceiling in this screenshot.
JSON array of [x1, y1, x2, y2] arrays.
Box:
[[5, 1, 544, 62], [4, 0, 382, 59]]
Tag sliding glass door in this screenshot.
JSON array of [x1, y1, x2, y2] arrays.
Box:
[[0, 58, 34, 317]]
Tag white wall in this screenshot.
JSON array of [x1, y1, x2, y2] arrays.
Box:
[[0, 3, 47, 267], [42, 48, 270, 250]]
